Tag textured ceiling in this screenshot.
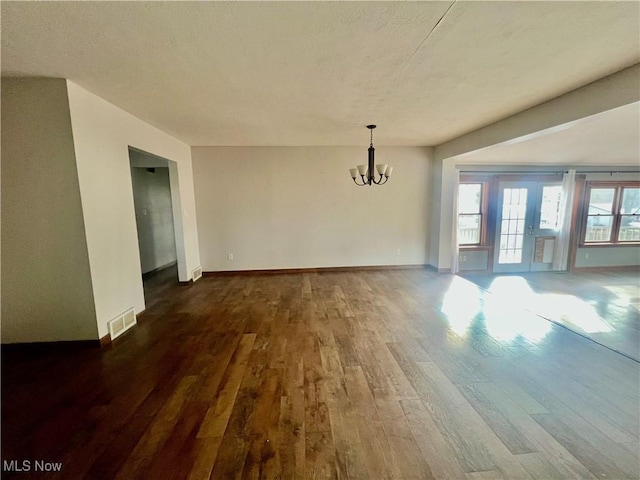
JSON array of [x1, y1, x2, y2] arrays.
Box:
[[454, 103, 640, 166], [2, 1, 639, 146]]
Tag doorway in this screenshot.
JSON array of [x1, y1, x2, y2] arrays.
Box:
[[129, 147, 184, 305], [492, 181, 562, 273]]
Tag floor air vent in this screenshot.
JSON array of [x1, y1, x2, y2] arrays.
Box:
[[192, 266, 203, 282], [108, 308, 137, 340]]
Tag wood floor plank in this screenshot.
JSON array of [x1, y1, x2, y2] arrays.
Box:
[[532, 411, 640, 479], [414, 361, 533, 479], [504, 346, 639, 442], [400, 398, 468, 479], [372, 387, 436, 480], [145, 399, 210, 479], [343, 366, 403, 480], [185, 334, 257, 478], [387, 342, 496, 473], [469, 379, 596, 479], [278, 395, 305, 479], [460, 382, 537, 455], [305, 430, 337, 480], [3, 267, 638, 479], [303, 332, 332, 434], [516, 452, 566, 480], [208, 348, 268, 479], [197, 333, 256, 439], [240, 367, 283, 479], [115, 375, 198, 479]]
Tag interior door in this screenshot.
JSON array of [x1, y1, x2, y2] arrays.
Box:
[[492, 181, 562, 273]]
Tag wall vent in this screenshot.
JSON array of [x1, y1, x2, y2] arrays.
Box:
[[108, 308, 137, 340], [192, 266, 203, 282]]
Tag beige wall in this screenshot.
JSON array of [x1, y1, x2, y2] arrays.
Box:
[[66, 81, 201, 339], [192, 146, 432, 271], [1, 78, 98, 342], [428, 157, 442, 268]]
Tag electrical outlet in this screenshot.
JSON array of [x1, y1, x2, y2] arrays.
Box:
[[227, 253, 234, 261], [585, 252, 589, 259], [396, 248, 401, 256]]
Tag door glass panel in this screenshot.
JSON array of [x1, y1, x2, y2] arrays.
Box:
[[539, 185, 562, 229], [498, 187, 528, 264]]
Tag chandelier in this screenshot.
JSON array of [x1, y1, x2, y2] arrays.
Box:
[[349, 125, 393, 186]]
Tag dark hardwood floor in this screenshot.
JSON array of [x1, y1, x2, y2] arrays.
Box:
[[462, 270, 640, 361], [2, 268, 639, 479]]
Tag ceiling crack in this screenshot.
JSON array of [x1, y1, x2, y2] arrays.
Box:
[[397, 0, 457, 77]]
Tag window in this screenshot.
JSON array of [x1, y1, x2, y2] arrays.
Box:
[[584, 184, 640, 244], [458, 183, 484, 245]]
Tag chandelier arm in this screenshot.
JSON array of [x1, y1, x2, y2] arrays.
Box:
[[379, 176, 389, 185], [372, 174, 385, 185], [353, 177, 367, 186]]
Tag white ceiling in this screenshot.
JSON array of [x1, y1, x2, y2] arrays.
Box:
[[1, 1, 639, 146], [455, 102, 640, 166]]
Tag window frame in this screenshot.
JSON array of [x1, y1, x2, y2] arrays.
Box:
[[458, 179, 489, 247], [581, 181, 640, 246]]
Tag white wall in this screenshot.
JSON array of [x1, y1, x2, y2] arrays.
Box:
[[66, 81, 200, 338], [1, 78, 98, 342], [131, 167, 177, 274], [192, 147, 432, 271]]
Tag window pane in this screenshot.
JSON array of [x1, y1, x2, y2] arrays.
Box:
[[588, 188, 615, 214], [539, 185, 562, 229], [458, 214, 480, 244], [585, 215, 613, 242], [620, 188, 640, 215], [459, 184, 482, 214], [618, 215, 640, 242]]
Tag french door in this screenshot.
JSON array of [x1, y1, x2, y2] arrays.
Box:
[[492, 181, 562, 273]]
